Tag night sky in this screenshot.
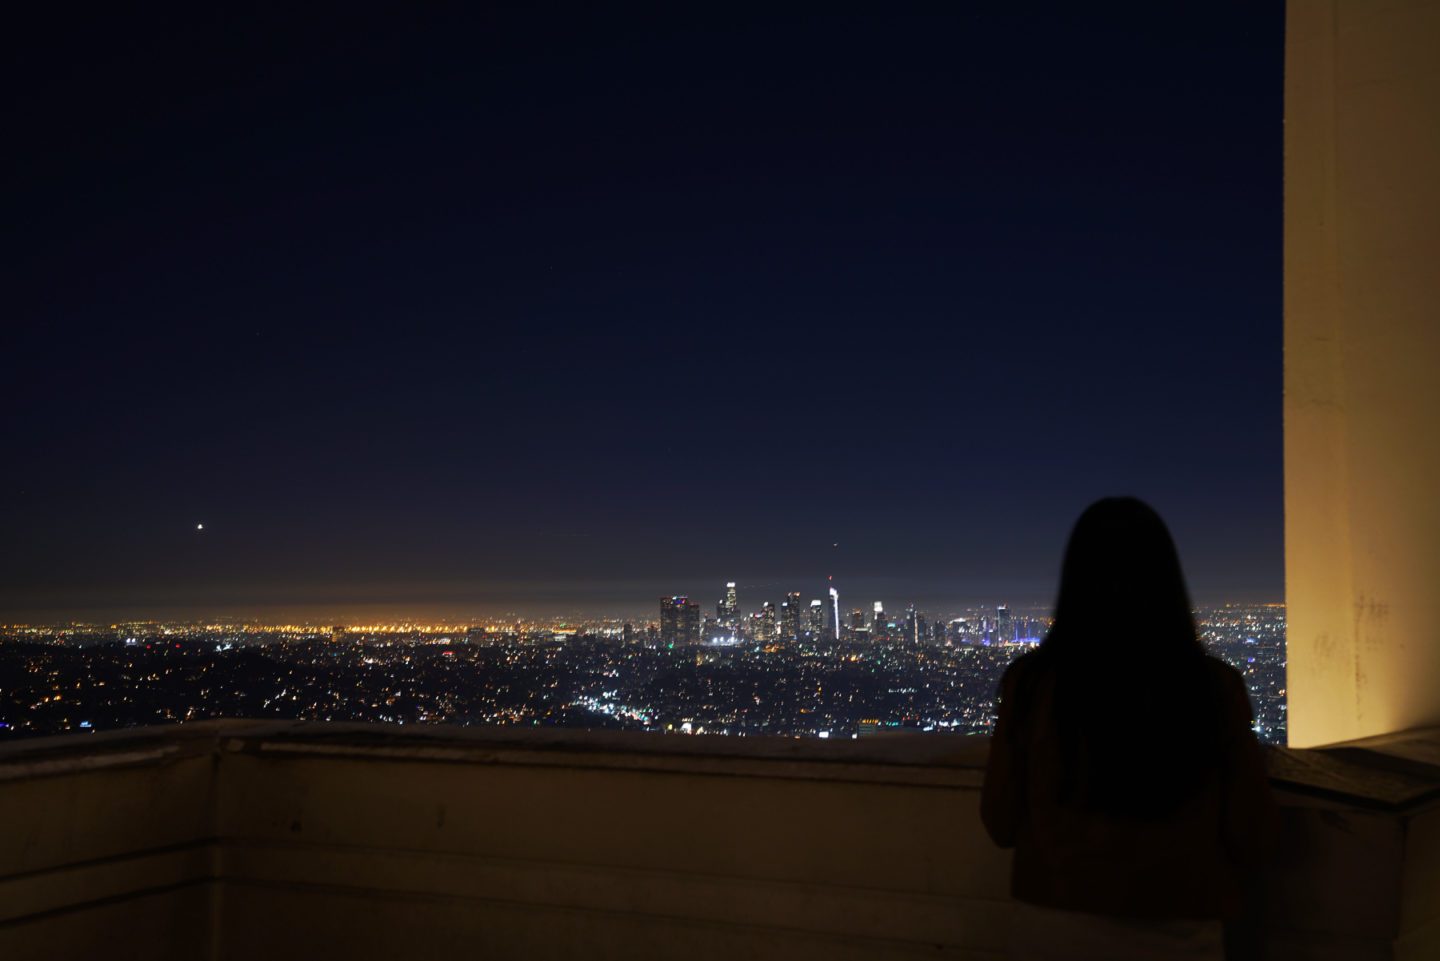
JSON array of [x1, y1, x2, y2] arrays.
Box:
[[4, 4, 1284, 622]]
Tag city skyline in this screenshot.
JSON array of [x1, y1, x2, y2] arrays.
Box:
[[0, 602, 1288, 744], [0, 573, 1279, 628]]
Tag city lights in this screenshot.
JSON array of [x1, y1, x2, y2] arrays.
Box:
[[0, 591, 1285, 744]]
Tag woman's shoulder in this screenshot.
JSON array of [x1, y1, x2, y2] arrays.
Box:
[[1200, 655, 1256, 727], [1000, 648, 1043, 683], [1200, 655, 1247, 693], [998, 647, 1049, 701]]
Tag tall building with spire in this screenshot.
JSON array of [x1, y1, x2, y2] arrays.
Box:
[[829, 584, 841, 641], [718, 582, 739, 629]]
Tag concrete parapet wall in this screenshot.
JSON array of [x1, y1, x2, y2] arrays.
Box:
[[1, 721, 1437, 960]]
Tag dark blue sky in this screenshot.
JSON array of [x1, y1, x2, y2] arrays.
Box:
[[3, 4, 1284, 621]]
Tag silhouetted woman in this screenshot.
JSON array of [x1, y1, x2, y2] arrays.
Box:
[[981, 497, 1276, 960]]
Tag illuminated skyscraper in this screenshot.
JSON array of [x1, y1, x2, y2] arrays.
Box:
[[996, 605, 1013, 645], [660, 596, 701, 646], [829, 585, 840, 640], [871, 602, 888, 642], [683, 602, 701, 644], [780, 592, 801, 642], [807, 599, 825, 639], [718, 582, 739, 628]]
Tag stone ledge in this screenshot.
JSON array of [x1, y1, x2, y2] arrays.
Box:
[[0, 719, 991, 789], [4, 720, 1440, 811]]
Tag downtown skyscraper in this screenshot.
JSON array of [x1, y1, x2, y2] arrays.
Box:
[[660, 596, 701, 646], [717, 582, 739, 629], [780, 592, 802, 642]]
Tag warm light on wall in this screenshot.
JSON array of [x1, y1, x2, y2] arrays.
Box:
[[1284, 0, 1440, 746]]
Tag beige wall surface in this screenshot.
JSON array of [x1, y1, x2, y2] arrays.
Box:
[[3, 724, 1438, 961], [0, 752, 218, 961], [213, 752, 1009, 961], [0, 727, 1011, 961], [1285, 0, 1440, 746]]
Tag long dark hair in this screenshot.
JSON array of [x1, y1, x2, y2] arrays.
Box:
[[1016, 497, 1224, 817]]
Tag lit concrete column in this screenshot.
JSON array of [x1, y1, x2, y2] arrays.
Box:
[[1285, 1, 1440, 746]]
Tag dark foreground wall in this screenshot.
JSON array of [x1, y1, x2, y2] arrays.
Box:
[[1, 721, 1437, 960]]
